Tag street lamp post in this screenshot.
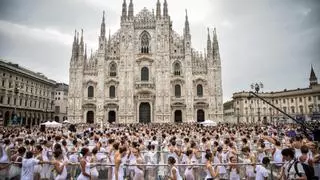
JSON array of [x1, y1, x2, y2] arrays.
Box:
[[251, 82, 263, 123], [12, 87, 20, 126]]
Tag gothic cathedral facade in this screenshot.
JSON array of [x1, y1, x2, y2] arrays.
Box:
[[68, 0, 223, 124]]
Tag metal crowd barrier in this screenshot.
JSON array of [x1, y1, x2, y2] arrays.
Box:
[[0, 161, 291, 180]]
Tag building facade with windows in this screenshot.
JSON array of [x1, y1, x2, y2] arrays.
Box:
[[223, 100, 234, 122], [229, 67, 320, 123], [0, 59, 56, 126], [54, 83, 68, 123], [68, 0, 223, 124]]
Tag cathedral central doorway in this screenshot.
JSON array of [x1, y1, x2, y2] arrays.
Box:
[[86, 111, 94, 124], [174, 110, 182, 123], [108, 111, 116, 124], [139, 102, 151, 123], [197, 109, 205, 122]]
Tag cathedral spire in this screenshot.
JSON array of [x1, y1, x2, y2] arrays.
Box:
[[128, 0, 134, 19], [156, 0, 161, 19], [84, 44, 87, 60], [213, 28, 219, 50], [207, 28, 212, 58], [121, 0, 127, 20], [163, 0, 168, 17], [80, 29, 83, 44], [309, 65, 318, 87], [76, 31, 80, 57], [73, 29, 77, 44], [72, 29, 77, 57], [76, 31, 79, 44], [80, 29, 84, 56], [100, 11, 106, 37], [213, 28, 220, 63], [184, 9, 190, 36], [108, 29, 111, 44]]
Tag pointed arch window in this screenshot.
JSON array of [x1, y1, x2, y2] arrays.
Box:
[[141, 32, 150, 54], [109, 86, 115, 98], [141, 67, 149, 81], [175, 84, 181, 98], [109, 62, 117, 77], [174, 62, 181, 76], [197, 84, 203, 97], [88, 86, 94, 98]]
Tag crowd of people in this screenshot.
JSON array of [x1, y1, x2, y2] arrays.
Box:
[[0, 122, 319, 180]]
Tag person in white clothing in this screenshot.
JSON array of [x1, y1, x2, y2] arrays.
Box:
[[132, 147, 144, 180], [21, 151, 40, 180], [229, 156, 240, 180], [90, 148, 99, 180], [255, 157, 270, 180], [77, 147, 91, 180], [168, 156, 183, 180], [279, 148, 307, 180], [52, 149, 68, 180], [204, 151, 219, 180], [144, 143, 157, 180], [113, 146, 127, 180]]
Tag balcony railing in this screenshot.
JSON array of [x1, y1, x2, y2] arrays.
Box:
[[135, 81, 155, 90], [171, 96, 185, 103], [84, 97, 96, 103]]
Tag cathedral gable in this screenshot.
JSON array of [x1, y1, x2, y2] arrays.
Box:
[[134, 8, 156, 29]]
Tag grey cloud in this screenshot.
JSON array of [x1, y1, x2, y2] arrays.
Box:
[[0, 0, 118, 33], [0, 0, 319, 102]]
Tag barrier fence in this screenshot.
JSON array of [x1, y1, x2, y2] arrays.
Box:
[[0, 160, 290, 180], [2, 146, 320, 179]]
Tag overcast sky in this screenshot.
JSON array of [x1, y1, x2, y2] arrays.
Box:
[[0, 0, 319, 102]]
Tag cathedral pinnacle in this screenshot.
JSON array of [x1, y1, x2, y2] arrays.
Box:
[[156, 0, 161, 19], [122, 0, 127, 20], [128, 0, 134, 18], [84, 44, 87, 60], [213, 28, 219, 49], [80, 29, 84, 56], [81, 29, 83, 44], [73, 29, 76, 44], [212, 28, 220, 63], [100, 11, 106, 37], [76, 32, 79, 44], [207, 28, 212, 58], [184, 9, 190, 35], [72, 29, 77, 57], [163, 0, 168, 17]]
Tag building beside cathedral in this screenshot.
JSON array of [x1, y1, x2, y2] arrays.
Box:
[[68, 0, 223, 124], [0, 59, 56, 127], [224, 66, 320, 123]]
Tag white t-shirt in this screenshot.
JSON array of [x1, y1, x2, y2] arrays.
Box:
[[284, 160, 305, 180], [21, 158, 40, 180], [255, 165, 269, 180]]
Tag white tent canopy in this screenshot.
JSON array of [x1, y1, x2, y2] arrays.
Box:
[[199, 120, 217, 126], [41, 121, 62, 128]]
